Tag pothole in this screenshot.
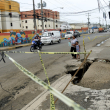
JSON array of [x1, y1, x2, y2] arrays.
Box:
[[66, 61, 92, 84], [66, 59, 110, 90]]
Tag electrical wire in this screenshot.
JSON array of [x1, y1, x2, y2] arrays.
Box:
[[102, 0, 108, 6]]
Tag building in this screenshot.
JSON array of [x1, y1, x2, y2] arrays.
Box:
[[60, 22, 71, 30], [0, 0, 21, 33], [69, 23, 88, 29], [20, 9, 61, 31]]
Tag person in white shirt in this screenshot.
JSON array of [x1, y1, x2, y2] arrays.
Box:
[[70, 36, 78, 59]]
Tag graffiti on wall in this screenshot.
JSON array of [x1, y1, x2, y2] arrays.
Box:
[[0, 30, 88, 47], [0, 32, 36, 47]]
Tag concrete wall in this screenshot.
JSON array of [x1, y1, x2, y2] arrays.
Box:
[[1, 11, 21, 32], [0, 11, 2, 33]]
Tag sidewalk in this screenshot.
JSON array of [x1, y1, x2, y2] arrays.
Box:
[[0, 43, 31, 51]]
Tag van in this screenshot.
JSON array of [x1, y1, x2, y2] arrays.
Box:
[[41, 31, 61, 45], [65, 31, 74, 39]]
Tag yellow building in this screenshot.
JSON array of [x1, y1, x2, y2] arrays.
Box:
[[0, 0, 21, 33]]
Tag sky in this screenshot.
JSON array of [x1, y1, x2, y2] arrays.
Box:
[[17, 0, 110, 25]]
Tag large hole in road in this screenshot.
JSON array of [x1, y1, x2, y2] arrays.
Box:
[[66, 61, 92, 84], [66, 59, 110, 90]]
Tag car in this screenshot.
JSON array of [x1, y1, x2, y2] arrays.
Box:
[[65, 31, 74, 39], [41, 31, 61, 45], [74, 30, 80, 37], [104, 29, 108, 32], [107, 28, 110, 32]]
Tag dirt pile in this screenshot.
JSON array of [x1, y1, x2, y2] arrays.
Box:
[[78, 61, 110, 90]]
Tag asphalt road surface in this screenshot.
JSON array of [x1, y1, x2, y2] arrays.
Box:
[[0, 32, 110, 110]]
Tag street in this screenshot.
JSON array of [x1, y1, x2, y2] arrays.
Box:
[[0, 32, 110, 110]]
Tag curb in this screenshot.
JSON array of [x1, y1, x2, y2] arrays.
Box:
[[0, 43, 31, 51], [0, 38, 65, 51], [21, 74, 71, 110]]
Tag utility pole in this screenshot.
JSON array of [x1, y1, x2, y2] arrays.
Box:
[[105, 13, 107, 29], [87, 13, 91, 33], [41, 0, 44, 33], [99, 17, 101, 27], [33, 0, 37, 33]]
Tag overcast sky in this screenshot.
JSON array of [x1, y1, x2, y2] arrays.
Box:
[[17, 0, 110, 25]]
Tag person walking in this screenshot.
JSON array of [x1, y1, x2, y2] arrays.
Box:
[[70, 36, 78, 59]]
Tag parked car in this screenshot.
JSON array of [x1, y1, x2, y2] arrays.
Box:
[[74, 30, 80, 37], [104, 29, 108, 32], [41, 31, 61, 45], [107, 28, 110, 32], [65, 31, 74, 39]]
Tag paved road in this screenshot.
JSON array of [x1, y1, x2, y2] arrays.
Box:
[[0, 32, 110, 110]]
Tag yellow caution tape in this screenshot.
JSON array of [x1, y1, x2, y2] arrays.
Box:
[[83, 39, 86, 58], [88, 37, 91, 41], [38, 50, 55, 110], [3, 51, 90, 55], [5, 53, 86, 110]]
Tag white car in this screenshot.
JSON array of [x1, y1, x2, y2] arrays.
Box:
[[41, 31, 61, 45], [65, 31, 74, 39]]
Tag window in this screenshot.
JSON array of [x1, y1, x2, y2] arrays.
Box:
[[41, 25, 42, 27], [48, 13, 49, 16], [10, 23, 13, 26], [9, 5, 11, 9], [23, 26, 24, 28], [56, 25, 58, 27], [45, 25, 46, 28], [49, 25, 50, 27], [48, 33, 52, 36], [25, 15, 27, 17], [22, 21, 24, 22], [26, 26, 28, 29], [20, 24, 21, 27], [25, 20, 27, 23], [9, 13, 12, 17], [56, 15, 57, 17], [56, 20, 57, 23]]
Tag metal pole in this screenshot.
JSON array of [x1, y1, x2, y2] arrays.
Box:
[[87, 13, 90, 33], [33, 0, 37, 33], [106, 19, 107, 29], [99, 17, 101, 27], [41, 0, 44, 33]]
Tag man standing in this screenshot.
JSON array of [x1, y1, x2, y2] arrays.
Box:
[[70, 36, 78, 59]]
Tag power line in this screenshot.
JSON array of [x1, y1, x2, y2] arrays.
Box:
[[102, 0, 108, 6], [60, 5, 109, 14]]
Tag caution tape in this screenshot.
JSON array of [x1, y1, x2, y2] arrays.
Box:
[[3, 51, 90, 55], [88, 37, 91, 41], [38, 50, 55, 110], [5, 53, 86, 110], [83, 39, 86, 58]]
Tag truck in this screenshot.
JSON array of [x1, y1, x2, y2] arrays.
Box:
[[98, 28, 104, 33], [65, 31, 74, 39], [41, 31, 61, 45]]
